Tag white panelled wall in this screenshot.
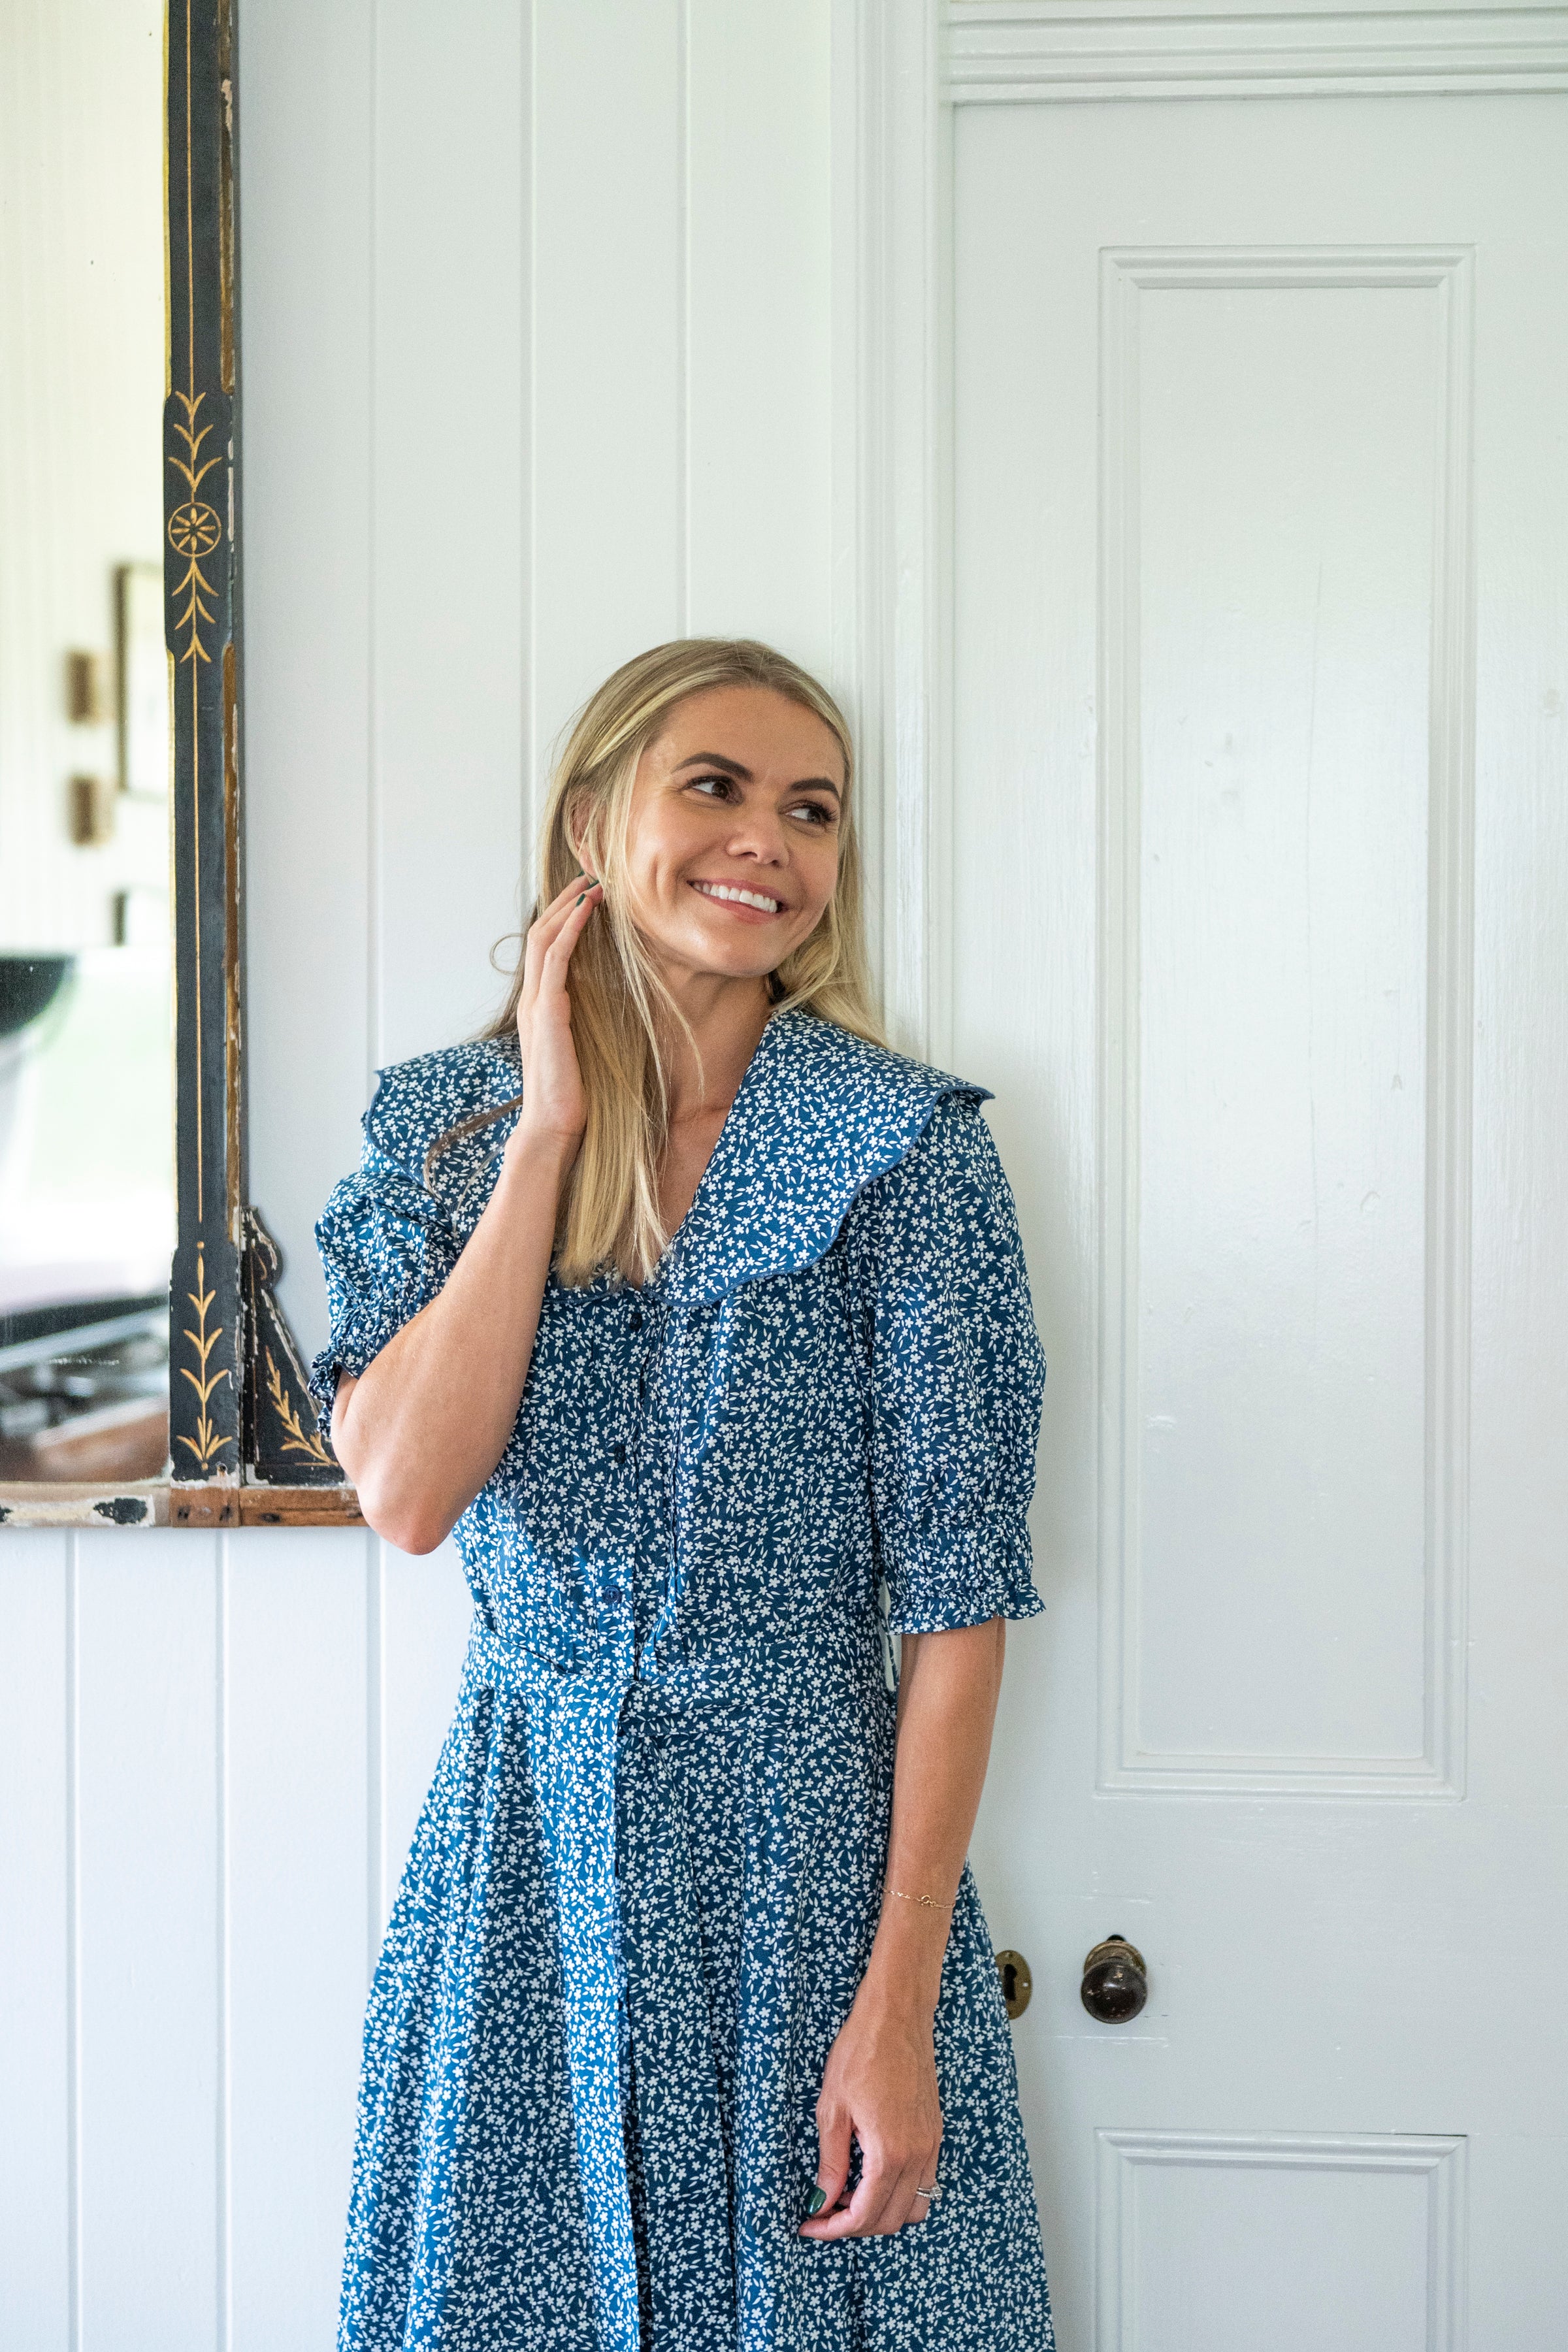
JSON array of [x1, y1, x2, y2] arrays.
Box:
[[8, 5, 1568, 2349], [1, 6, 838, 2344]]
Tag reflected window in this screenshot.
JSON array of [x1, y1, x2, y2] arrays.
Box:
[[0, 0, 171, 1485]]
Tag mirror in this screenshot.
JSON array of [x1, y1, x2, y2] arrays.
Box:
[[0, 1, 173, 1486], [0, 0, 352, 1526]]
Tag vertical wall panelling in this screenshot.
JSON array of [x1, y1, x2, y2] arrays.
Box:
[[378, 1541, 485, 1920], [372, 0, 530, 1070], [223, 1529, 372, 2347], [685, 1, 834, 674], [2, 7, 845, 2340], [0, 1533, 71, 2345], [74, 1531, 221, 2342], [530, 2, 683, 804]]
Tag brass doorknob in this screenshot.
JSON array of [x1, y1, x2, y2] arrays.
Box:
[[1080, 1935, 1147, 2023]]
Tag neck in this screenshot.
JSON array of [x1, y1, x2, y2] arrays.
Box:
[[653, 970, 774, 1126]]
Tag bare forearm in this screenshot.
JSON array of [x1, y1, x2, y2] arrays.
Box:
[[333, 1127, 573, 1551], [859, 1618, 1006, 2021]]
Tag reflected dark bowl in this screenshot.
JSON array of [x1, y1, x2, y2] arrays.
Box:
[[0, 956, 76, 1041]]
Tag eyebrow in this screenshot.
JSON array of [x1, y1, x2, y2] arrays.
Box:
[[673, 751, 842, 802]]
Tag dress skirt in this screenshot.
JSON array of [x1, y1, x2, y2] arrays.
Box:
[[337, 1615, 1054, 2352]]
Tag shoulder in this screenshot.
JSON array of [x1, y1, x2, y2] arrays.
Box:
[[762, 1007, 992, 1164], [670, 1008, 996, 1303], [359, 1036, 523, 1175]]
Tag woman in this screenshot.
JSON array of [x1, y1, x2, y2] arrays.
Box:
[[310, 638, 1055, 2352]]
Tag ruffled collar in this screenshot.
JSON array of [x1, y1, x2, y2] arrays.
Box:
[[428, 1007, 988, 1305], [659, 1007, 988, 1307]]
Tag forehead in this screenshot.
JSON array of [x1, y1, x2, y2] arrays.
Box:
[[652, 683, 845, 779]]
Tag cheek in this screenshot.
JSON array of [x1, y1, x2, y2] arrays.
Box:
[[801, 840, 841, 920]]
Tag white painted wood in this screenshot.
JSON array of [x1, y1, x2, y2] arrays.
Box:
[[376, 1541, 480, 1942], [16, 8, 1565, 2347], [831, 0, 950, 1052], [0, 1533, 71, 2349], [1096, 247, 1473, 1793], [530, 1, 684, 825], [1096, 2132, 1467, 2352], [686, 0, 834, 674], [945, 1, 1568, 103], [372, 0, 530, 1069], [223, 1530, 370, 2349], [5, 11, 832, 2338], [74, 1530, 221, 2344], [948, 73, 1568, 2352]]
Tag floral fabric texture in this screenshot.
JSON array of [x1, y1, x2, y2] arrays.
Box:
[[310, 1005, 1055, 2352]]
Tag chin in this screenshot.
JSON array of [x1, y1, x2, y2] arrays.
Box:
[[668, 923, 791, 983]]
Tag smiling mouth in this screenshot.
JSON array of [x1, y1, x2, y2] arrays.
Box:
[[689, 879, 786, 915]]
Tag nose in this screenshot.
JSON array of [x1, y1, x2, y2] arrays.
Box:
[[724, 802, 789, 864]]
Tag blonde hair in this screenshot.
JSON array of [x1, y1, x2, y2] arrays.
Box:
[[429, 637, 884, 1287]]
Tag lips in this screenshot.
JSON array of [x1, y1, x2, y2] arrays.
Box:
[[689, 879, 787, 916]]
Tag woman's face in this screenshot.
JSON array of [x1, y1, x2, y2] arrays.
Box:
[[613, 684, 845, 987]]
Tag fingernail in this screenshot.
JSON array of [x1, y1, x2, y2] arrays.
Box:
[[576, 893, 585, 906], [807, 2186, 827, 2216]]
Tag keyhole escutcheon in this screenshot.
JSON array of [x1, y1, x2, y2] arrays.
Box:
[[994, 1947, 1032, 2020]]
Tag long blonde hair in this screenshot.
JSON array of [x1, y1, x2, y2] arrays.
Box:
[[429, 638, 884, 1287]]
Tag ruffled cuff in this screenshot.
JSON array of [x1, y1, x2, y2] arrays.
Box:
[[883, 1518, 1045, 1635], [305, 1286, 429, 1451]]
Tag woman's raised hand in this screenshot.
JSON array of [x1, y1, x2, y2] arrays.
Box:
[[512, 874, 603, 1158]]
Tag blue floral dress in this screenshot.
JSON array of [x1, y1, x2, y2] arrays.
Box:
[[310, 1005, 1055, 2352]]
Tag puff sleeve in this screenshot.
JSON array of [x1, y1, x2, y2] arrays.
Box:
[[843, 1091, 1047, 1634], [306, 1066, 463, 1448]]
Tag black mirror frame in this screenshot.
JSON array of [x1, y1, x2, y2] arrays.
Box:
[[0, 0, 361, 1532]]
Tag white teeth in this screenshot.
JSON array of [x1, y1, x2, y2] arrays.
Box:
[[693, 881, 783, 914]]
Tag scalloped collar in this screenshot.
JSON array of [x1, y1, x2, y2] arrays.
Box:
[[657, 1007, 989, 1307]]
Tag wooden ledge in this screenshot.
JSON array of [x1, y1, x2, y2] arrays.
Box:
[[0, 1480, 365, 1530]]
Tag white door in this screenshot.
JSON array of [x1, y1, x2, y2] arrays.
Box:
[[947, 48, 1568, 2352]]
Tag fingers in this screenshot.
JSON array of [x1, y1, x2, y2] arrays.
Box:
[[798, 2104, 853, 2240], [536, 883, 602, 997], [800, 2138, 941, 2240], [518, 880, 601, 1034], [519, 874, 602, 1007]]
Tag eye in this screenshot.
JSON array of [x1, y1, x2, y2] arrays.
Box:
[[787, 798, 838, 829], [685, 773, 740, 804]]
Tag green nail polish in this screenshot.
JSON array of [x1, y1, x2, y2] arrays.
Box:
[[807, 2186, 827, 2216], [576, 893, 585, 906]]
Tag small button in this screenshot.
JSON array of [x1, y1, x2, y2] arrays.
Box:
[[605, 1582, 625, 1605], [629, 1306, 644, 1332], [612, 1442, 627, 1465]]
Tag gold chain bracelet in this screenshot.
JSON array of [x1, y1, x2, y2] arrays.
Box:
[[889, 1888, 938, 1907]]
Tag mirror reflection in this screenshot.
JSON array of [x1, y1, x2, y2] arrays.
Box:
[[0, 1, 171, 1484]]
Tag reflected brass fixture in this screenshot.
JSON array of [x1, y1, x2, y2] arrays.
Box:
[[68, 775, 116, 845], [1080, 1935, 1147, 2023], [65, 649, 106, 723], [994, 1948, 1032, 2020]]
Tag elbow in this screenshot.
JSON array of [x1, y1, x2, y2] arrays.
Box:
[[352, 1469, 454, 1556], [334, 1404, 455, 1554]]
